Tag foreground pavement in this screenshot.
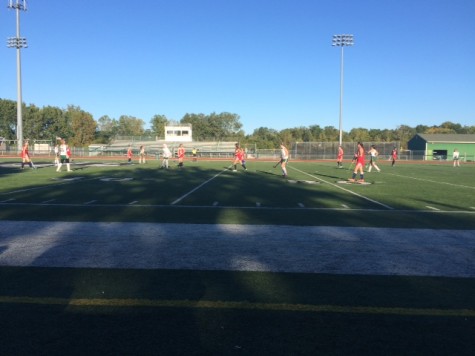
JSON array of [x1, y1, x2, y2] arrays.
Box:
[[0, 221, 474, 277]]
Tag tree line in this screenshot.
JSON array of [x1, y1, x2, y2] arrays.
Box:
[[1, 98, 474, 149]]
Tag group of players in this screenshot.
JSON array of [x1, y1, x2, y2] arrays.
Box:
[[19, 139, 397, 182], [20, 139, 72, 172], [338, 143, 398, 183]]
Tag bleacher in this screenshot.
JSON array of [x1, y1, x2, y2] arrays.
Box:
[[100, 140, 239, 159]]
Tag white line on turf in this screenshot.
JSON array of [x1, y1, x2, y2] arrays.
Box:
[[385, 172, 475, 190], [426, 206, 440, 211], [290, 166, 394, 210], [129, 201, 139, 205], [171, 166, 232, 205], [84, 200, 97, 205]]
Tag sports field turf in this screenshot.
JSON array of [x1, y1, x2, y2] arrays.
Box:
[[1, 158, 474, 354]]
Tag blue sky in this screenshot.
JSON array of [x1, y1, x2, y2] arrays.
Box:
[[0, 0, 474, 135]]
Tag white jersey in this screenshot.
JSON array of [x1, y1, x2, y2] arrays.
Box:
[[281, 147, 289, 160], [163, 147, 171, 158], [59, 144, 68, 156]]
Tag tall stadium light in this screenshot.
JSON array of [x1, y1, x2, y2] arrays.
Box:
[[7, 0, 28, 152], [332, 34, 354, 146]]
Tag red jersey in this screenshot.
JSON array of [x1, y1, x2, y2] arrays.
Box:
[[177, 147, 185, 159], [337, 147, 344, 159], [357, 146, 365, 165], [235, 148, 244, 161], [21, 146, 29, 159]]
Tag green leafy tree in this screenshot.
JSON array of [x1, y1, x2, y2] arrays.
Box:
[[0, 98, 18, 140], [66, 106, 97, 146], [150, 114, 169, 139], [116, 115, 145, 136]]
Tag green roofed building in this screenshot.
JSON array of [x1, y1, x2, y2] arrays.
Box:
[[407, 134, 475, 161]]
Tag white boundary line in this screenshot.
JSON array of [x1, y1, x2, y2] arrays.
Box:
[[170, 166, 232, 205], [385, 172, 475, 190], [290, 166, 394, 210]]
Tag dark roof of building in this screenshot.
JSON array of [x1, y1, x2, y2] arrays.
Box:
[[414, 134, 475, 143]]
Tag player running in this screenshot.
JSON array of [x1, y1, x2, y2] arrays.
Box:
[[367, 145, 381, 172], [232, 143, 247, 171]]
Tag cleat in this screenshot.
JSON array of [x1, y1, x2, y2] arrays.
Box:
[[348, 178, 355, 182]]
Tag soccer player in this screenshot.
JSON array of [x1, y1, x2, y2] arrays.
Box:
[[161, 144, 171, 169], [56, 139, 72, 172], [349, 142, 365, 183], [279, 143, 289, 177], [177, 144, 185, 168], [391, 147, 398, 167], [337, 145, 344, 168], [20, 141, 34, 170], [139, 145, 146, 164], [367, 145, 381, 172], [453, 149, 460, 167], [232, 143, 247, 171], [127, 145, 133, 164]]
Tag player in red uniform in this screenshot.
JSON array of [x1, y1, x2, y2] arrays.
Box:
[[349, 142, 365, 183], [232, 143, 247, 171], [337, 145, 344, 168], [20, 141, 34, 169], [177, 144, 185, 168], [391, 147, 398, 167], [127, 145, 133, 164]]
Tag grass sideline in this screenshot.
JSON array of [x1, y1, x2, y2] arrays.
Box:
[[1, 267, 474, 355]]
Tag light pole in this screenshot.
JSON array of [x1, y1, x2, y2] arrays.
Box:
[[332, 34, 354, 146], [7, 0, 28, 152]]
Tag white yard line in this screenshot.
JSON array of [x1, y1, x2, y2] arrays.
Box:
[[385, 172, 475, 190], [290, 166, 394, 210], [171, 166, 232, 205]]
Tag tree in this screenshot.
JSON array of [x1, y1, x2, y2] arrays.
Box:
[[116, 115, 145, 136], [0, 98, 18, 140], [150, 114, 169, 139], [66, 106, 97, 146], [23, 105, 66, 142], [349, 128, 371, 142]]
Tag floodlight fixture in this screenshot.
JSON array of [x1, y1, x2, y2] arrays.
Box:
[[332, 34, 354, 146], [7, 0, 28, 151]]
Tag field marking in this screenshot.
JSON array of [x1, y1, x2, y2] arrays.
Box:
[[129, 201, 139, 205], [386, 172, 475, 190], [290, 166, 394, 210], [0, 198, 16, 203], [426, 206, 440, 211], [83, 200, 97, 205], [171, 166, 232, 205], [0, 295, 473, 318], [1, 201, 475, 214]]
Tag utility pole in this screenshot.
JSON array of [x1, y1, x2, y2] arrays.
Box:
[[7, 0, 28, 151]]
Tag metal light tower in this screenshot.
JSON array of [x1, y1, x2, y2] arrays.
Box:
[[7, 0, 28, 151], [332, 34, 354, 146]]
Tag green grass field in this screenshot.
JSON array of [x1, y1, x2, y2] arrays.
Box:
[[1, 158, 474, 354]]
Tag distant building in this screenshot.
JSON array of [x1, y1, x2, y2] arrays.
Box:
[[164, 124, 192, 142], [407, 134, 475, 161]]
